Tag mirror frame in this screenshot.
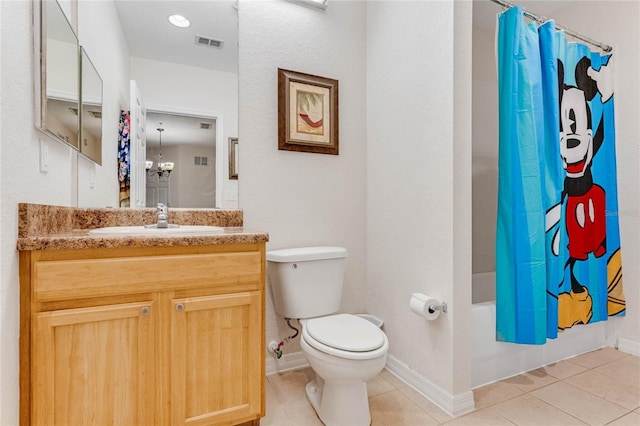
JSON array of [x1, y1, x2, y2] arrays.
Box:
[[228, 137, 238, 180], [79, 47, 103, 165], [35, 0, 81, 150]]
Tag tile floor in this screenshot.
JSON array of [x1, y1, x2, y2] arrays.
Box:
[[263, 347, 640, 425]]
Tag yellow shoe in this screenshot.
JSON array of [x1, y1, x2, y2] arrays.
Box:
[[607, 248, 626, 316], [558, 286, 593, 330]]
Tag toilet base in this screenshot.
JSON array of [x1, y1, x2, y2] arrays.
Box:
[[305, 376, 371, 426]]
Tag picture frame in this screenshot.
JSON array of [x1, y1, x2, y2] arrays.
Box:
[[278, 68, 339, 155], [228, 137, 238, 179]]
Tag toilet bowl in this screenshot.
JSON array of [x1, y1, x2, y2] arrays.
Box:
[[300, 314, 389, 426], [266, 247, 389, 426]]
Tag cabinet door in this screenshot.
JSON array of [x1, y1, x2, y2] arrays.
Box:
[[171, 292, 262, 425], [32, 301, 155, 426]]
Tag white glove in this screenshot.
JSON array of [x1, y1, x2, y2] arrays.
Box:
[[587, 56, 614, 103]]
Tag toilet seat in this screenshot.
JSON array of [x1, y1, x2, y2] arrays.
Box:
[[302, 314, 388, 360]]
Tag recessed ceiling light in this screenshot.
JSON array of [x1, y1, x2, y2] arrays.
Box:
[[168, 14, 191, 28]]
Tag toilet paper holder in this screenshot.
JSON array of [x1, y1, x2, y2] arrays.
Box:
[[428, 301, 448, 314], [409, 293, 447, 320]]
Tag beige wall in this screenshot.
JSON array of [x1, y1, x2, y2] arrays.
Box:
[[238, 0, 369, 355], [366, 0, 473, 404], [471, 24, 498, 274]]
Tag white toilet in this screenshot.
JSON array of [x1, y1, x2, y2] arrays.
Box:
[[266, 246, 389, 426]]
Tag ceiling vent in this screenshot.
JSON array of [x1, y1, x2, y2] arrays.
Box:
[[200, 122, 212, 130], [195, 35, 224, 49], [194, 156, 208, 166], [89, 111, 102, 119], [69, 107, 78, 116]]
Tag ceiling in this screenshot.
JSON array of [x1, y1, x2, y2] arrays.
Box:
[[113, 0, 238, 73], [113, 0, 238, 149]]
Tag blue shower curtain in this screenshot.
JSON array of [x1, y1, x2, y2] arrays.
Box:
[[496, 6, 625, 344]]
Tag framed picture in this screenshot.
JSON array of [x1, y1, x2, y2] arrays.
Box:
[[278, 68, 339, 155], [228, 137, 238, 179]]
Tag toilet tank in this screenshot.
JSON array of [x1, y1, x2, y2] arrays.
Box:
[[266, 247, 347, 319]]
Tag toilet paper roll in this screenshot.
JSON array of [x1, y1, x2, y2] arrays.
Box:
[[410, 293, 441, 320]]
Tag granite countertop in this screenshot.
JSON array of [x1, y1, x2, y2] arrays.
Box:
[[16, 203, 269, 251]]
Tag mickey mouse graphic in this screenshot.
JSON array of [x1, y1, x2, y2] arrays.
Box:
[[545, 55, 615, 330]]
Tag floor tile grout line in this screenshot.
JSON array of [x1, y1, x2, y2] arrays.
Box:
[[514, 372, 636, 426], [367, 388, 397, 400], [570, 352, 632, 371], [526, 388, 614, 426], [472, 366, 637, 420], [478, 406, 517, 426], [372, 388, 441, 425], [558, 372, 638, 413], [604, 411, 639, 425], [473, 380, 531, 410]]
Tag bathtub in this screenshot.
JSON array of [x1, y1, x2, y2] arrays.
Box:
[[471, 271, 606, 388]]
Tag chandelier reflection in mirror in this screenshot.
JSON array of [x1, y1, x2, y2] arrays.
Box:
[[146, 124, 174, 178]]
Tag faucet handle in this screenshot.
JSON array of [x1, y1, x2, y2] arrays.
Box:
[[156, 203, 169, 228]]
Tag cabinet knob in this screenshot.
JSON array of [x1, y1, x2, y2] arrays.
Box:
[[176, 303, 185, 311], [141, 306, 150, 315]]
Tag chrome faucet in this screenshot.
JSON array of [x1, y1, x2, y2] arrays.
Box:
[[156, 203, 169, 228]]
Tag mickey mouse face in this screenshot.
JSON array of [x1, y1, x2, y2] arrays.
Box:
[[560, 87, 593, 178]]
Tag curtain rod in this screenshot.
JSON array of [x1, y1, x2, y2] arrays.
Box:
[[488, 0, 612, 52]]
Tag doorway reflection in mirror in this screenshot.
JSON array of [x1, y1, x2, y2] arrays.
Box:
[[145, 112, 216, 208]]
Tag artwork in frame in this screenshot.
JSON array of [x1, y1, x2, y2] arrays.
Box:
[[228, 137, 238, 180], [278, 68, 339, 155]]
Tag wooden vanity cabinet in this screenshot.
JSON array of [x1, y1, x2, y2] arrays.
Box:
[[20, 243, 265, 426]]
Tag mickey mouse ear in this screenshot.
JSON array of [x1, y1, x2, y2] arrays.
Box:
[[575, 56, 598, 101], [558, 59, 565, 104]]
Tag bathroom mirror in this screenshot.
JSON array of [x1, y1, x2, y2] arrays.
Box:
[[39, 0, 80, 149], [113, 0, 238, 208], [79, 47, 103, 165]]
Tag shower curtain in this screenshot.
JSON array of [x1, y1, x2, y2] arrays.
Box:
[[495, 6, 625, 344]]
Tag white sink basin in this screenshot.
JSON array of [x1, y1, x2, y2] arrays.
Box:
[[88, 225, 225, 235]]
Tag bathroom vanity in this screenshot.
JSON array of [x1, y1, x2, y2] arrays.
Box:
[[17, 204, 268, 426]]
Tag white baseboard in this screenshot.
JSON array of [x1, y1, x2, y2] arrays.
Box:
[[617, 337, 640, 356], [385, 354, 475, 417], [266, 351, 475, 416], [265, 351, 309, 375]]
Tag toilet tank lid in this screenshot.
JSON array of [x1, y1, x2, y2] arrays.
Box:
[[266, 246, 347, 262]]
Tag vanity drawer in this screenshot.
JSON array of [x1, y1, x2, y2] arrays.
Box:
[[33, 251, 262, 301]]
